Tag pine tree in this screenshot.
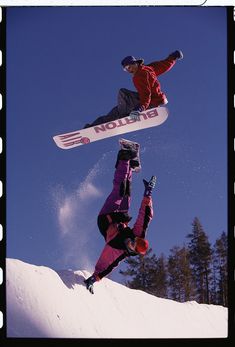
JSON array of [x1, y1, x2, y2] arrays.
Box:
[[119, 248, 157, 294], [120, 249, 168, 297], [119, 218, 225, 306], [187, 217, 212, 304], [168, 246, 195, 302], [210, 250, 219, 304], [150, 253, 168, 298], [213, 231, 228, 306]]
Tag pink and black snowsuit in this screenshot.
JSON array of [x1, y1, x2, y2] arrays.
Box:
[[92, 159, 153, 281]]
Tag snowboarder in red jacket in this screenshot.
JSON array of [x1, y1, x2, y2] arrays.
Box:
[[83, 50, 183, 128], [84, 141, 156, 294]]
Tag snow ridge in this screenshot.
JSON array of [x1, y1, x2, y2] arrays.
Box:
[[6, 258, 227, 338]]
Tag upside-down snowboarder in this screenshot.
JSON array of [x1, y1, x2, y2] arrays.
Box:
[[83, 50, 183, 128], [84, 139, 157, 294]]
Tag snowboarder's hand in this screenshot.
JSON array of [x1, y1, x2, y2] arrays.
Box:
[[129, 110, 140, 121], [87, 283, 94, 294], [168, 50, 183, 60], [84, 275, 96, 294], [143, 176, 157, 196], [129, 105, 145, 120]]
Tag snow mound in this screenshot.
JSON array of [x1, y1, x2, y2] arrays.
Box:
[[6, 258, 227, 338]]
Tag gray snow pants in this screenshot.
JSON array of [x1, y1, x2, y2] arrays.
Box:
[[88, 88, 140, 127]]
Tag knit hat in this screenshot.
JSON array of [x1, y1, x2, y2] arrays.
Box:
[[121, 56, 144, 68], [135, 237, 149, 255]]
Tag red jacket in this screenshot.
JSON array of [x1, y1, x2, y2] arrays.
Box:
[[133, 57, 176, 110]]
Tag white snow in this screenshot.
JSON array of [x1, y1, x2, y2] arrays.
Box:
[[6, 258, 228, 338]]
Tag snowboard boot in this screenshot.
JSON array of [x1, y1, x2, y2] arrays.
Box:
[[115, 148, 139, 170], [118, 138, 141, 172], [130, 158, 140, 171]]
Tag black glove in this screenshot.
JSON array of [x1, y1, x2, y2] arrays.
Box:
[[84, 275, 96, 294], [168, 50, 183, 60], [143, 176, 157, 197]]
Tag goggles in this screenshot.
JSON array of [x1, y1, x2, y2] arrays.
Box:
[[123, 64, 132, 72]]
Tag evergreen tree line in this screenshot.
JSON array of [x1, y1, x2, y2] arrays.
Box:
[[120, 217, 228, 306]]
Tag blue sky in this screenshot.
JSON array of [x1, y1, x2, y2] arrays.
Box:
[[6, 7, 227, 282]]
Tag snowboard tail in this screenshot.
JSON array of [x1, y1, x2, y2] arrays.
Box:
[[53, 106, 169, 150]]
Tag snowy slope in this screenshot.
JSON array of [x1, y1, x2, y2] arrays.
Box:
[[6, 258, 228, 338]]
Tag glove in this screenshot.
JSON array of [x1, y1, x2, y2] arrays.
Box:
[[129, 110, 140, 121], [129, 105, 145, 120], [143, 176, 157, 196], [168, 50, 183, 60], [84, 275, 96, 294]]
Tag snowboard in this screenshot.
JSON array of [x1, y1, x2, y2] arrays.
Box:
[[119, 138, 141, 172], [53, 106, 169, 150]]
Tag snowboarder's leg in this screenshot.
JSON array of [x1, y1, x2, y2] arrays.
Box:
[[105, 89, 140, 119], [119, 138, 141, 172], [83, 113, 120, 128], [97, 158, 132, 239], [118, 168, 132, 211], [117, 88, 140, 116], [97, 141, 140, 238], [99, 158, 133, 216], [83, 88, 140, 128], [106, 105, 120, 118], [105, 88, 139, 117]]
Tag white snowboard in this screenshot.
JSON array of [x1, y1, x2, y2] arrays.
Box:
[[53, 106, 169, 150]]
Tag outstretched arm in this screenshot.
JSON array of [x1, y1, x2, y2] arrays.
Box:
[[149, 50, 183, 76], [148, 57, 176, 76], [132, 196, 153, 238], [93, 244, 126, 280]]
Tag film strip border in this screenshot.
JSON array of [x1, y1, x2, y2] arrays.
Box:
[[228, 6, 235, 340], [0, 4, 6, 337], [0, 6, 5, 340], [0, 6, 234, 343]]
